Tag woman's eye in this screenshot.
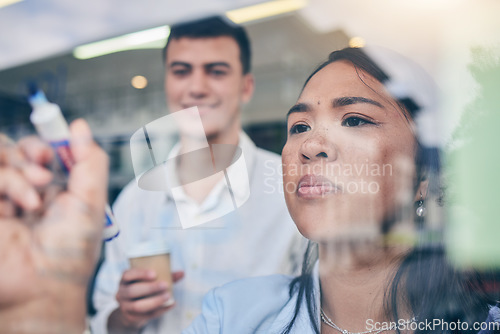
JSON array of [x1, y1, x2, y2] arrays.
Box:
[[342, 117, 373, 127], [289, 124, 311, 134]]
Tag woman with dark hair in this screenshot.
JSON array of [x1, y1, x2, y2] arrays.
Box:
[[183, 47, 500, 334]]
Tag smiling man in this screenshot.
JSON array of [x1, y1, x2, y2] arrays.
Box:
[[91, 16, 304, 333]]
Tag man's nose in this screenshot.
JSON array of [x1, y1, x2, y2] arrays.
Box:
[[188, 70, 209, 98]]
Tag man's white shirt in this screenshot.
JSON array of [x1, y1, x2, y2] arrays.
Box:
[[91, 132, 305, 333]]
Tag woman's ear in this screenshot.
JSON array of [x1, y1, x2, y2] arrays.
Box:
[[414, 180, 429, 202]]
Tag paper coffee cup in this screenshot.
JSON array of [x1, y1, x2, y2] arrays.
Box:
[[128, 246, 174, 307]]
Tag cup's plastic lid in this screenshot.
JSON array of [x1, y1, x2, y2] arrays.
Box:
[[127, 242, 171, 258]]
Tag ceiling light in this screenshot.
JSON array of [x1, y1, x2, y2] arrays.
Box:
[[226, 0, 308, 24], [349, 37, 365, 48], [131, 75, 148, 89], [0, 0, 23, 9], [74, 0, 306, 60], [73, 26, 170, 60]]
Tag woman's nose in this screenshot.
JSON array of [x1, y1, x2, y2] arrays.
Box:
[[299, 131, 337, 163]]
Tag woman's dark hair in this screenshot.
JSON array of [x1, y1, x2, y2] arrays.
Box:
[[162, 16, 251, 74], [281, 47, 496, 334]]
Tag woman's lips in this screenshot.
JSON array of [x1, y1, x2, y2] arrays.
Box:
[[297, 174, 340, 199]]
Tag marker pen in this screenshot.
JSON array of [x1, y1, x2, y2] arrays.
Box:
[[28, 88, 119, 241]]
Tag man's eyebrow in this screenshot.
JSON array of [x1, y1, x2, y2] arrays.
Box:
[[168, 61, 191, 68], [287, 103, 311, 118], [332, 96, 383, 108], [168, 62, 231, 70], [205, 62, 231, 70]]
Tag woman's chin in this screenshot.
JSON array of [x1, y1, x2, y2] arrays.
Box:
[[294, 216, 382, 244]]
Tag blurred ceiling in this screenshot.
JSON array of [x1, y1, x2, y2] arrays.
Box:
[[1, 0, 499, 73], [0, 0, 266, 71]]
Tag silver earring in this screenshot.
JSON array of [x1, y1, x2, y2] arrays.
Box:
[[416, 193, 426, 217]]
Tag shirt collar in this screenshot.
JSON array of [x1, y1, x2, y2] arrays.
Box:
[[228, 132, 256, 202], [163, 131, 257, 206]]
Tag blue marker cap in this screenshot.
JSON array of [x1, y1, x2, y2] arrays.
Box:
[[27, 83, 49, 108]]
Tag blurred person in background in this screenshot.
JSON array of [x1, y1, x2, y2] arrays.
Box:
[[91, 16, 304, 334]]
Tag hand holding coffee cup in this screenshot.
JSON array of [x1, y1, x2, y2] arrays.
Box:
[[129, 252, 175, 307], [110, 246, 183, 331]]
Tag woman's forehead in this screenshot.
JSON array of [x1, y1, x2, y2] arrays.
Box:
[[299, 61, 392, 104], [294, 60, 415, 133], [301, 60, 388, 96]]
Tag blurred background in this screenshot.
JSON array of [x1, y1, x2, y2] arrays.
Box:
[[1, 0, 499, 267], [1, 0, 500, 320], [1, 0, 498, 201]]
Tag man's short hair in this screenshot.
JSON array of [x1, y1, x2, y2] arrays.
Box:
[[163, 16, 252, 74]]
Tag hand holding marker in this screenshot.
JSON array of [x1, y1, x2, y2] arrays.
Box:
[[28, 86, 119, 241]]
